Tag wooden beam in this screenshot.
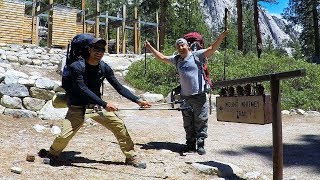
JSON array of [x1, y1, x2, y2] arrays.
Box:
[[81, 0, 85, 33], [122, 4, 126, 54], [35, 4, 53, 16], [116, 11, 120, 54], [47, 0, 53, 48], [95, 0, 100, 38], [212, 69, 306, 87], [134, 6, 138, 54], [31, 0, 36, 44], [105, 11, 109, 53], [138, 17, 141, 54]]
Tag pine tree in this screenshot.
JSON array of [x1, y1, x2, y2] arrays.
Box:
[[283, 0, 320, 61]]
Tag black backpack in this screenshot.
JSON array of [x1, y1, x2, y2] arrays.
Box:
[[61, 34, 96, 95]]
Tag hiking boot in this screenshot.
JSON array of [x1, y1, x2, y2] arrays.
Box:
[[197, 146, 206, 155], [43, 153, 62, 166], [125, 156, 147, 169], [197, 141, 206, 155], [38, 149, 48, 158]]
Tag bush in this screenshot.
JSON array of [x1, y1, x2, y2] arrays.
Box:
[[125, 51, 320, 111], [125, 56, 179, 96]]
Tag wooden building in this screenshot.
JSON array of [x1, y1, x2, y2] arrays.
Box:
[[51, 5, 78, 47], [0, 0, 26, 44], [0, 0, 78, 48]]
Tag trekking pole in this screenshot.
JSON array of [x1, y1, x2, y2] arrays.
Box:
[[223, 8, 228, 81], [151, 100, 184, 107], [144, 39, 147, 76], [117, 107, 190, 111]]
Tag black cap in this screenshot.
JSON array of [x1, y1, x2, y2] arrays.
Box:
[[90, 38, 107, 46]]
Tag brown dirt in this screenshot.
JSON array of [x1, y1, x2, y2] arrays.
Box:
[[0, 65, 319, 180]]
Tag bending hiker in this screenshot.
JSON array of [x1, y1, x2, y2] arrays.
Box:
[[42, 36, 151, 169], [145, 30, 228, 155]]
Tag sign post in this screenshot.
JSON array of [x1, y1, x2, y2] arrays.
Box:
[[212, 69, 306, 180]]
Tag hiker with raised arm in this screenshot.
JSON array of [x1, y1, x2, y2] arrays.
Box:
[[145, 30, 228, 155], [41, 34, 151, 169]]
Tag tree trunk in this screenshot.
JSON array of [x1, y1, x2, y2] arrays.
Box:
[[237, 0, 243, 51], [159, 0, 169, 52], [253, 0, 262, 58], [312, 0, 320, 58]]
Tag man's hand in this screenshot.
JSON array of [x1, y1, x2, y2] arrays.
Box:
[[144, 40, 152, 50], [221, 29, 229, 38], [137, 100, 151, 108], [104, 102, 118, 112]]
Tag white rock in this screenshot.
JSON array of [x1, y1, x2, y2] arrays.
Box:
[[296, 109, 305, 115], [51, 126, 61, 135], [281, 110, 290, 115], [33, 124, 46, 133], [11, 166, 22, 174]]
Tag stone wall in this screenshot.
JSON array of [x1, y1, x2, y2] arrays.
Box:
[[0, 42, 146, 120], [0, 42, 68, 119]]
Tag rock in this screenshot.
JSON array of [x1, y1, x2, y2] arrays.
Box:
[[281, 110, 290, 115], [191, 162, 219, 175], [1, 95, 22, 109], [51, 125, 61, 135], [34, 78, 55, 90], [26, 154, 35, 162], [33, 124, 46, 133], [38, 100, 68, 120], [0, 84, 29, 97], [296, 109, 305, 115], [4, 109, 37, 118], [11, 166, 22, 174], [141, 92, 164, 102], [23, 97, 46, 111], [191, 161, 244, 178]]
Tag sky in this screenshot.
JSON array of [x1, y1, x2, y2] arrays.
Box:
[[259, 0, 289, 16]]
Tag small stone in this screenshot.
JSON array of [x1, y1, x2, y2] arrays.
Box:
[[11, 166, 22, 174], [26, 154, 35, 162]]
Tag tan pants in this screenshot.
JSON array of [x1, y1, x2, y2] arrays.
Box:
[[49, 106, 136, 159]]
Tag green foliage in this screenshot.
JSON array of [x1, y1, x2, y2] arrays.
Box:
[[283, 0, 320, 59], [126, 51, 320, 111], [125, 56, 179, 95]]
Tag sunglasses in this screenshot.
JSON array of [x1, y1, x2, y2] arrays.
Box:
[[92, 46, 106, 53]]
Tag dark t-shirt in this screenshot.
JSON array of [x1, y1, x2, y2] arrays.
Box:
[[68, 60, 139, 108]]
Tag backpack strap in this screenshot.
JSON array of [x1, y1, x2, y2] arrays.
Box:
[[98, 61, 107, 96], [174, 54, 207, 93], [192, 54, 208, 93]]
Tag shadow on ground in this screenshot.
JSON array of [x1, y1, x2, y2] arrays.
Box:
[[137, 141, 184, 155], [220, 134, 320, 173], [38, 150, 126, 167]]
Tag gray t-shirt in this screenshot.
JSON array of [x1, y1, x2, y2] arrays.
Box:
[[169, 49, 206, 96]]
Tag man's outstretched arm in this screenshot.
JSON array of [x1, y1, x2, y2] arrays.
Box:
[[145, 40, 171, 64], [204, 30, 229, 58]]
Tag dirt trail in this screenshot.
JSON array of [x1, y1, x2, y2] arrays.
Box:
[[0, 64, 319, 180], [0, 98, 319, 180]]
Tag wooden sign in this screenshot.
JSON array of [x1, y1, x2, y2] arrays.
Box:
[[216, 95, 272, 124]]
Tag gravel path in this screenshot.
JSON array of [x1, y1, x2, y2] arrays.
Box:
[[1, 100, 319, 180]]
